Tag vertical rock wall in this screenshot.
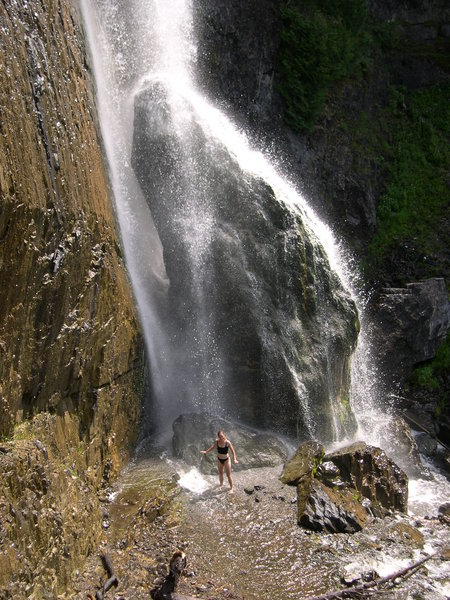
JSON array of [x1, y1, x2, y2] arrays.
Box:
[[0, 0, 145, 594]]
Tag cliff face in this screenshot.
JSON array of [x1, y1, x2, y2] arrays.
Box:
[[0, 0, 144, 594]]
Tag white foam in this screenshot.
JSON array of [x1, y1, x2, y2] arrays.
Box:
[[178, 467, 211, 494]]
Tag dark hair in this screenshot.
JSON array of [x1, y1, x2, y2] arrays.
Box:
[[217, 429, 225, 436]]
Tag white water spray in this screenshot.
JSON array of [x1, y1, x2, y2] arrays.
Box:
[[80, 0, 450, 520], [80, 0, 409, 449]]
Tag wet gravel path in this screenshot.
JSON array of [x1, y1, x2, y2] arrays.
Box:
[[71, 456, 450, 599]]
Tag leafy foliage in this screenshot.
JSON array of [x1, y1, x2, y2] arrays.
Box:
[[365, 85, 450, 277], [409, 335, 449, 419], [411, 335, 450, 391], [278, 0, 371, 131]]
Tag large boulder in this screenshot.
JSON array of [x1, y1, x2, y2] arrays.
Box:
[[280, 440, 324, 485], [325, 442, 409, 513], [132, 80, 359, 441], [281, 441, 408, 533], [297, 479, 367, 533], [172, 413, 289, 474]]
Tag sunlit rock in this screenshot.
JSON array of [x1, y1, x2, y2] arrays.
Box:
[[279, 440, 324, 485], [325, 442, 409, 514], [0, 1, 144, 595], [298, 478, 367, 533]]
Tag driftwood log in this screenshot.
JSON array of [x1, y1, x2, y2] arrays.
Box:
[[95, 553, 118, 600], [151, 551, 188, 600], [306, 550, 447, 599]]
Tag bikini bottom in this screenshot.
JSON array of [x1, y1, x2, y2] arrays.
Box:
[[217, 456, 229, 464]]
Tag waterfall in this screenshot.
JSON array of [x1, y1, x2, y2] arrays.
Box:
[[79, 0, 379, 444]]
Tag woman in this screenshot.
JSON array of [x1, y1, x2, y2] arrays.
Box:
[[201, 430, 238, 493]]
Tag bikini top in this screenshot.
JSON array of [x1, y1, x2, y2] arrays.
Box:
[[217, 441, 229, 455]]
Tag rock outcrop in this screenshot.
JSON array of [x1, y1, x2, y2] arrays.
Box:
[[194, 0, 450, 260], [371, 279, 450, 383], [194, 0, 282, 131], [0, 0, 144, 595], [132, 80, 359, 441], [281, 441, 408, 533], [325, 442, 409, 514], [279, 440, 324, 485]]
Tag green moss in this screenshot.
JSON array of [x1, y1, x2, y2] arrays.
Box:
[[409, 335, 449, 428], [278, 0, 371, 132], [364, 84, 450, 277], [410, 334, 450, 392]]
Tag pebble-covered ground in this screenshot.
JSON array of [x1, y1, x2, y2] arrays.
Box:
[[71, 455, 450, 600]]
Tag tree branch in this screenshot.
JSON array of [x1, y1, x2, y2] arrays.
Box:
[[305, 550, 446, 600]]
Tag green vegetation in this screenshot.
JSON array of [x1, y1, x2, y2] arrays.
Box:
[[365, 85, 450, 277], [278, 3, 448, 286], [409, 334, 449, 418], [410, 334, 450, 392], [278, 0, 371, 132]]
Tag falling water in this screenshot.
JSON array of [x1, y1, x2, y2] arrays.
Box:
[[80, 0, 450, 539], [80, 0, 373, 439], [79, 0, 419, 456]]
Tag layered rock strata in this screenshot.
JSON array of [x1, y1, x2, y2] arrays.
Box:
[[281, 441, 408, 533], [0, 0, 144, 595]]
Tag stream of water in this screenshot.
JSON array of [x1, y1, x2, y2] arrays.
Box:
[[81, 0, 368, 435], [79, 0, 449, 564]]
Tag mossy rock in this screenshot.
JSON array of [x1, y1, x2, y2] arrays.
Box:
[[280, 441, 324, 485]]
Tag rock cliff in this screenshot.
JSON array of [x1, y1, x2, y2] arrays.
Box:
[[193, 0, 449, 443], [0, 0, 144, 595]]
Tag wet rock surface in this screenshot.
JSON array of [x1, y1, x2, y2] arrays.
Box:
[[280, 440, 324, 485], [371, 279, 450, 384], [280, 441, 409, 534], [70, 454, 450, 600], [298, 479, 368, 534], [325, 442, 409, 514], [173, 413, 289, 474], [132, 79, 359, 441]]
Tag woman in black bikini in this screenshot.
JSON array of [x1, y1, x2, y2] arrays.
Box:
[[200, 430, 238, 493]]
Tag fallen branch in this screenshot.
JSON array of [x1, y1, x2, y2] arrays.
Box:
[[151, 551, 187, 600], [95, 553, 118, 600], [305, 551, 444, 599]]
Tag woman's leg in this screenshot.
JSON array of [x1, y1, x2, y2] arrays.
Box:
[[224, 459, 233, 492], [217, 460, 224, 486]]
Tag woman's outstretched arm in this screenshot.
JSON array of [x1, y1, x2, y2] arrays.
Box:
[[228, 441, 238, 463], [200, 440, 217, 454]]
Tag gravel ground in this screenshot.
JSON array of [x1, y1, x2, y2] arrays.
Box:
[[70, 456, 450, 600]]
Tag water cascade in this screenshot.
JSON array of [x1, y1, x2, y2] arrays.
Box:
[[80, 0, 380, 444], [79, 3, 450, 596]]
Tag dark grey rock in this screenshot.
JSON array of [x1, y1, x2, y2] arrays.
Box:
[[371, 279, 450, 383], [325, 442, 409, 514], [298, 479, 367, 534], [172, 413, 288, 474], [438, 502, 450, 523], [194, 0, 282, 130], [415, 432, 438, 457], [132, 80, 359, 440]]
